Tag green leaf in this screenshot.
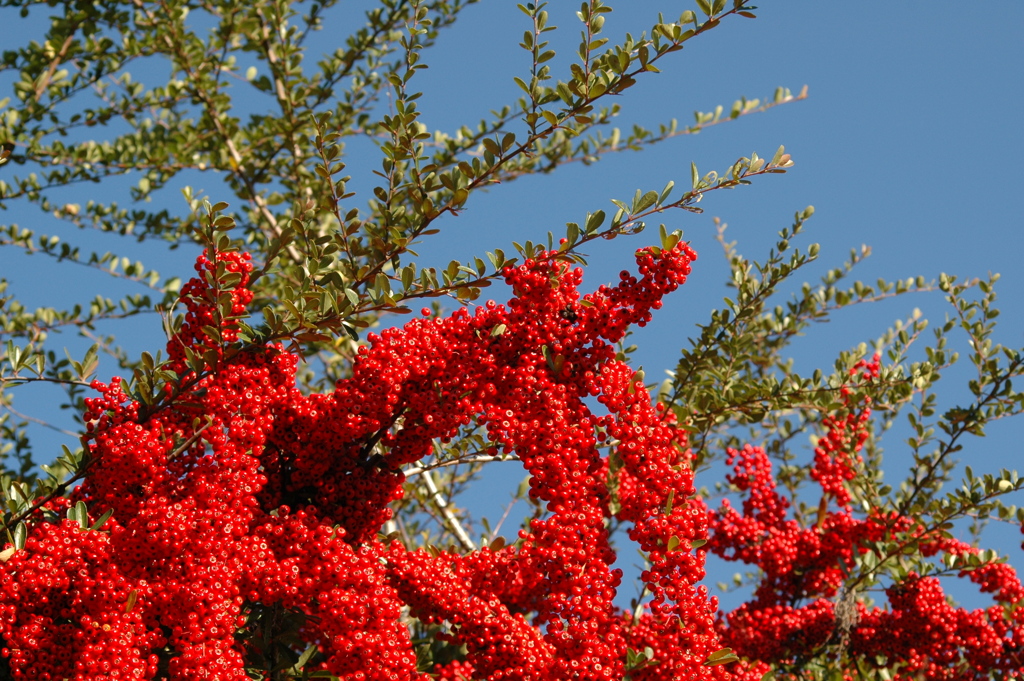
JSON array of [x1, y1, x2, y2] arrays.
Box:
[[290, 644, 318, 673], [659, 180, 675, 204], [566, 222, 580, 245], [90, 508, 114, 531], [704, 647, 738, 666], [74, 500, 89, 529], [12, 523, 26, 551], [633, 190, 658, 213]]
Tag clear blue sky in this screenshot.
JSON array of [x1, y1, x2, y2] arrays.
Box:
[[3, 2, 1022, 610]]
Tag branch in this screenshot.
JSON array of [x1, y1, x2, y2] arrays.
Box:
[[404, 453, 520, 478], [420, 470, 476, 552], [0, 403, 79, 437]]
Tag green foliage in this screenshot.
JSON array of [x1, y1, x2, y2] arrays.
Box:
[[0, 0, 798, 464]]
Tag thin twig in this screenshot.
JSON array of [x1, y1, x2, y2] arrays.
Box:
[[0, 404, 79, 437], [488, 497, 519, 545], [403, 453, 520, 478], [420, 469, 476, 551]]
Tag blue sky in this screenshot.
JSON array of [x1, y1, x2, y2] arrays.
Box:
[[3, 2, 1022, 610]]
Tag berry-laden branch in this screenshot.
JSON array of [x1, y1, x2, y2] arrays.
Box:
[[0, 237, 738, 679], [706, 356, 1024, 679]]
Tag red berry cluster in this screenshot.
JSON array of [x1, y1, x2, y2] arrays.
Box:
[[0, 512, 161, 679], [0, 242, 737, 680], [167, 250, 255, 364], [378, 243, 725, 679], [709, 357, 1024, 679], [809, 357, 877, 507]]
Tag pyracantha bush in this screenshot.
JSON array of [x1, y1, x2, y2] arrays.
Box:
[[0, 242, 735, 680], [1, 2, 1021, 679], [1, 244, 1022, 680], [710, 358, 1024, 680]]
